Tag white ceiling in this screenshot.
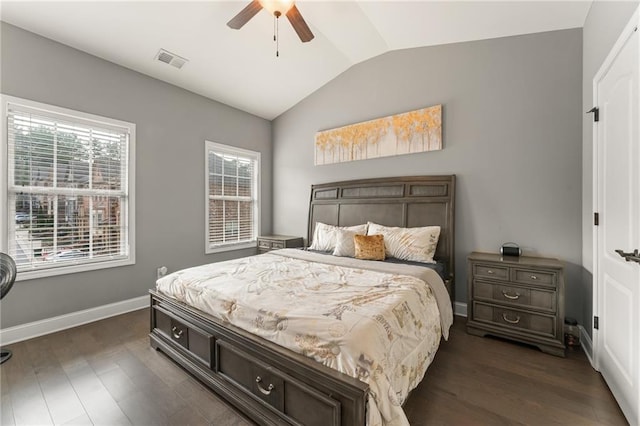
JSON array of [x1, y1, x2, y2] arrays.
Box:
[[0, 1, 592, 120]]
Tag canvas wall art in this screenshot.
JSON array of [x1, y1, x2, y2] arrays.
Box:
[[314, 104, 442, 165]]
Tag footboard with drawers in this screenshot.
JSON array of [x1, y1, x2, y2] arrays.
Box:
[[149, 290, 368, 426]]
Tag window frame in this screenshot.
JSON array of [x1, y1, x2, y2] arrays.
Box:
[[204, 140, 260, 254], [0, 94, 136, 281]]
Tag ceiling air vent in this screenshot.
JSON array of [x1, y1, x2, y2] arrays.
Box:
[[155, 49, 188, 69]]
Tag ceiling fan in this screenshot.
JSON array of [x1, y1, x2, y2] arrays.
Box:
[[227, 0, 314, 43]]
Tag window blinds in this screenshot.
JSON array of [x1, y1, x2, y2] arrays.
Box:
[[206, 143, 259, 249], [6, 103, 131, 272]]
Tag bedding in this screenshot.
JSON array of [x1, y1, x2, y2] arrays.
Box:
[[383, 256, 447, 278], [309, 222, 368, 252], [333, 228, 362, 257], [156, 249, 452, 426], [367, 222, 441, 264], [307, 248, 448, 280]]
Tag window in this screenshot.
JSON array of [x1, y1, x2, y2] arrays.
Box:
[[205, 141, 260, 253], [1, 95, 135, 279]]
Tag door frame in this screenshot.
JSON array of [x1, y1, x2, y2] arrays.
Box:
[[591, 5, 639, 423]]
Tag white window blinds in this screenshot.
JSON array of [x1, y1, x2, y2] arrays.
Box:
[[3, 97, 135, 277], [205, 141, 260, 252]]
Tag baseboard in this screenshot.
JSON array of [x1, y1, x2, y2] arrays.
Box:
[[579, 324, 595, 368], [0, 295, 148, 345], [454, 301, 467, 317]]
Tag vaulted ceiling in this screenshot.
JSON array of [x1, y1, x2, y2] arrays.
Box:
[[0, 1, 591, 120]]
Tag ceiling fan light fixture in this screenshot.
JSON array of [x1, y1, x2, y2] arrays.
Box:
[[227, 0, 314, 46], [259, 0, 294, 16]]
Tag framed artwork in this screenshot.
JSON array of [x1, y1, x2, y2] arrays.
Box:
[[315, 104, 442, 165]]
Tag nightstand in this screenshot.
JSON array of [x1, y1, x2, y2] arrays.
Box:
[[257, 235, 304, 253], [466, 252, 566, 357]]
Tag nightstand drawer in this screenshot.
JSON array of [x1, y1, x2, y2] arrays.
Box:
[[473, 280, 556, 312], [473, 302, 556, 338], [258, 240, 271, 250], [474, 264, 509, 281], [271, 241, 285, 249], [512, 268, 556, 288]]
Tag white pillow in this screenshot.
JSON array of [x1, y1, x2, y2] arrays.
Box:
[[309, 222, 368, 252], [332, 229, 363, 257], [367, 222, 441, 264]]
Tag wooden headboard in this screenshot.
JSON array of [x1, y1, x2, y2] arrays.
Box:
[[308, 175, 456, 298]]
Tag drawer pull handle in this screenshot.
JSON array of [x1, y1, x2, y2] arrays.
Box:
[[171, 326, 184, 339], [530, 275, 538, 280], [255, 376, 274, 395], [487, 270, 494, 274], [502, 291, 521, 300], [502, 313, 521, 324]]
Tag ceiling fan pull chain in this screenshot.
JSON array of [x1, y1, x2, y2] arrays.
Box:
[[272, 10, 281, 57]]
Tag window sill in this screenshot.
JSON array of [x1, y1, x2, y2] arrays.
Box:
[[15, 257, 135, 281], [206, 241, 257, 254]]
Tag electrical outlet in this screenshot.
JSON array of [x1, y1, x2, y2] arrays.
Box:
[[157, 266, 168, 279]]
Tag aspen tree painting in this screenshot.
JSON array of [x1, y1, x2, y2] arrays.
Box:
[[315, 105, 442, 165]]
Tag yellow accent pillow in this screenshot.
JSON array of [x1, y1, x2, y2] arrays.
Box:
[[354, 234, 385, 261]]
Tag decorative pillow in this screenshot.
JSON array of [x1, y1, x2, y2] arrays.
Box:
[[367, 222, 441, 264], [309, 222, 368, 252], [354, 234, 385, 261], [332, 229, 363, 257]]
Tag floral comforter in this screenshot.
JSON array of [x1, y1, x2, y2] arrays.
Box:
[[156, 249, 453, 426]]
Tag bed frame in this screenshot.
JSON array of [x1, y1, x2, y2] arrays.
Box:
[[149, 175, 455, 426]]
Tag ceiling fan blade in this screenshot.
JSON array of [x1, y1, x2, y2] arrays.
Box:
[[286, 5, 314, 43], [227, 0, 263, 30]]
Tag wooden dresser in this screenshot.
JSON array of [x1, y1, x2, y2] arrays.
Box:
[[466, 252, 566, 357], [257, 235, 304, 254]]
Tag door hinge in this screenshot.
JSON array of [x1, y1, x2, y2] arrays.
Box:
[[594, 212, 599, 226], [594, 316, 599, 330], [587, 107, 599, 122]]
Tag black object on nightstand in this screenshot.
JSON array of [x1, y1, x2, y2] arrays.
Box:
[[466, 251, 566, 357], [257, 235, 304, 253]]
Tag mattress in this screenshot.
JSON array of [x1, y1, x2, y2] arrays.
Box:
[[156, 248, 453, 426]]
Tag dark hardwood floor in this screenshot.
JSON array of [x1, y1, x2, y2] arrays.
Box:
[[0, 309, 626, 425]]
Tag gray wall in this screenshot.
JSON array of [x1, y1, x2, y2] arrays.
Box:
[[581, 1, 639, 336], [0, 23, 272, 328], [272, 29, 583, 318]]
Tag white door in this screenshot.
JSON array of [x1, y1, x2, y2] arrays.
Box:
[[594, 9, 640, 426]]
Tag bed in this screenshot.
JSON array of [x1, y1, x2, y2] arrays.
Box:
[[149, 175, 456, 426]]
